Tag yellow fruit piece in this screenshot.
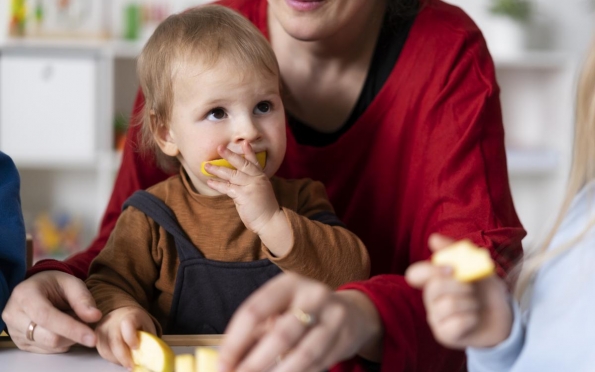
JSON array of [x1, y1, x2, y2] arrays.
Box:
[[195, 346, 219, 372], [431, 240, 495, 282], [131, 331, 175, 372], [175, 354, 196, 372], [201, 151, 266, 176]]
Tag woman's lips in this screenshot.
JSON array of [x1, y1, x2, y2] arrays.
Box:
[[285, 0, 325, 12]]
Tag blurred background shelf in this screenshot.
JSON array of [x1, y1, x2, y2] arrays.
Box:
[[494, 51, 572, 70], [506, 148, 559, 176], [0, 37, 145, 59]]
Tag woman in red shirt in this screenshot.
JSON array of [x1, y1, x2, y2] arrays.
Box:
[[3, 0, 524, 370]]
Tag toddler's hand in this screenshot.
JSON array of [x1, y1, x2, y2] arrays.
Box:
[[205, 142, 282, 236], [95, 306, 156, 369], [405, 234, 513, 349]]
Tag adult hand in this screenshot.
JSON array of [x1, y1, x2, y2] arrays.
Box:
[[95, 306, 156, 369], [405, 234, 513, 349], [219, 273, 383, 372], [2, 270, 102, 353]]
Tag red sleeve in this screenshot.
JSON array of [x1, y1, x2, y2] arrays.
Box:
[[332, 5, 525, 372], [27, 90, 171, 280], [337, 276, 464, 372]]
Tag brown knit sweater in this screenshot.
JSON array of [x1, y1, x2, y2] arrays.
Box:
[[86, 171, 369, 331]]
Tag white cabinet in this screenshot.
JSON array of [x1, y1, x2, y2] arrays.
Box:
[[0, 53, 98, 165], [0, 40, 136, 251]]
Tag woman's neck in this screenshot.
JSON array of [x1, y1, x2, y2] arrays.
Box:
[[267, 2, 387, 132], [267, 3, 386, 70]]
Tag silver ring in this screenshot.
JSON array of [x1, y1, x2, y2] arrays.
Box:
[[26, 321, 37, 342], [290, 308, 316, 328]]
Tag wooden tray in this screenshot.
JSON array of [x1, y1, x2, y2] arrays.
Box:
[[0, 334, 222, 349]]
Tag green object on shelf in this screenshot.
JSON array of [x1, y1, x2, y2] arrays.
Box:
[[490, 0, 532, 23], [35, 0, 43, 23], [114, 113, 129, 133], [124, 2, 141, 40]]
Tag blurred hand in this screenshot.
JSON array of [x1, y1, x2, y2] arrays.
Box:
[[405, 234, 513, 349], [219, 273, 384, 372], [95, 306, 156, 369], [2, 270, 102, 353]]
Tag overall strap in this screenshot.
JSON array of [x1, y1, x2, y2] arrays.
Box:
[[122, 190, 204, 260]]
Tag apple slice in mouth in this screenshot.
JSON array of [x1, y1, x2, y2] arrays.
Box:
[[201, 151, 266, 176]]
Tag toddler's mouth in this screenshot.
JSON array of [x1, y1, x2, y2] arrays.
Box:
[[201, 151, 267, 176]]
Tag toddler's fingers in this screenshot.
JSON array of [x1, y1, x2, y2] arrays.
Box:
[[429, 294, 480, 325], [217, 146, 261, 176], [434, 312, 479, 348], [112, 329, 134, 369], [423, 276, 473, 306], [96, 335, 118, 365], [121, 318, 140, 350], [207, 178, 240, 199], [241, 141, 260, 167], [428, 233, 456, 253], [405, 261, 444, 289]]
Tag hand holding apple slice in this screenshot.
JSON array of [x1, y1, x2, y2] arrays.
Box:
[[131, 331, 175, 372], [431, 239, 495, 282]]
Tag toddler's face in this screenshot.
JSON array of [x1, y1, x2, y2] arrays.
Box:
[[162, 60, 286, 196]]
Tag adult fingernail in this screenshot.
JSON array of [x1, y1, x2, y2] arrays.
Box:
[[82, 334, 95, 347], [218, 362, 227, 372]]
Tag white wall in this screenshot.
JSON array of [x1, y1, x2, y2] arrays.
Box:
[[446, 0, 592, 247], [446, 0, 594, 54]]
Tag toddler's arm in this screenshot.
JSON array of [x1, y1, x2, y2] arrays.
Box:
[[266, 179, 370, 289], [86, 207, 161, 334], [205, 143, 369, 288]]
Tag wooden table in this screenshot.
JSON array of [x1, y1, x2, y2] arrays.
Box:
[[0, 335, 222, 371]]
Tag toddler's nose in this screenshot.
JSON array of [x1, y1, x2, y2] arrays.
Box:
[[233, 117, 261, 144]]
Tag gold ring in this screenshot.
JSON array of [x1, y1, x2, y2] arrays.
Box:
[[26, 321, 37, 342], [290, 308, 316, 328]]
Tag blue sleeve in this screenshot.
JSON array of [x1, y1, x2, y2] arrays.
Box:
[[0, 152, 26, 331], [466, 300, 525, 372]]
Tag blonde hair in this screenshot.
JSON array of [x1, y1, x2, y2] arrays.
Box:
[[515, 39, 595, 299], [136, 5, 280, 171]]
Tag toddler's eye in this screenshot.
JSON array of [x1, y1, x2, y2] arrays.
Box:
[[207, 108, 226, 121], [254, 101, 272, 114]]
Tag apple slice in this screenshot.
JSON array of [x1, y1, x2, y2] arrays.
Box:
[[195, 346, 219, 372], [432, 240, 495, 282], [175, 354, 196, 372], [201, 151, 267, 176], [131, 331, 175, 372]]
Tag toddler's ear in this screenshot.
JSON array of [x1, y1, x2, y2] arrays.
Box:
[[151, 110, 179, 157]]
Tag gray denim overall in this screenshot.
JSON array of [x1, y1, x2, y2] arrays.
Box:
[[122, 190, 283, 334]]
